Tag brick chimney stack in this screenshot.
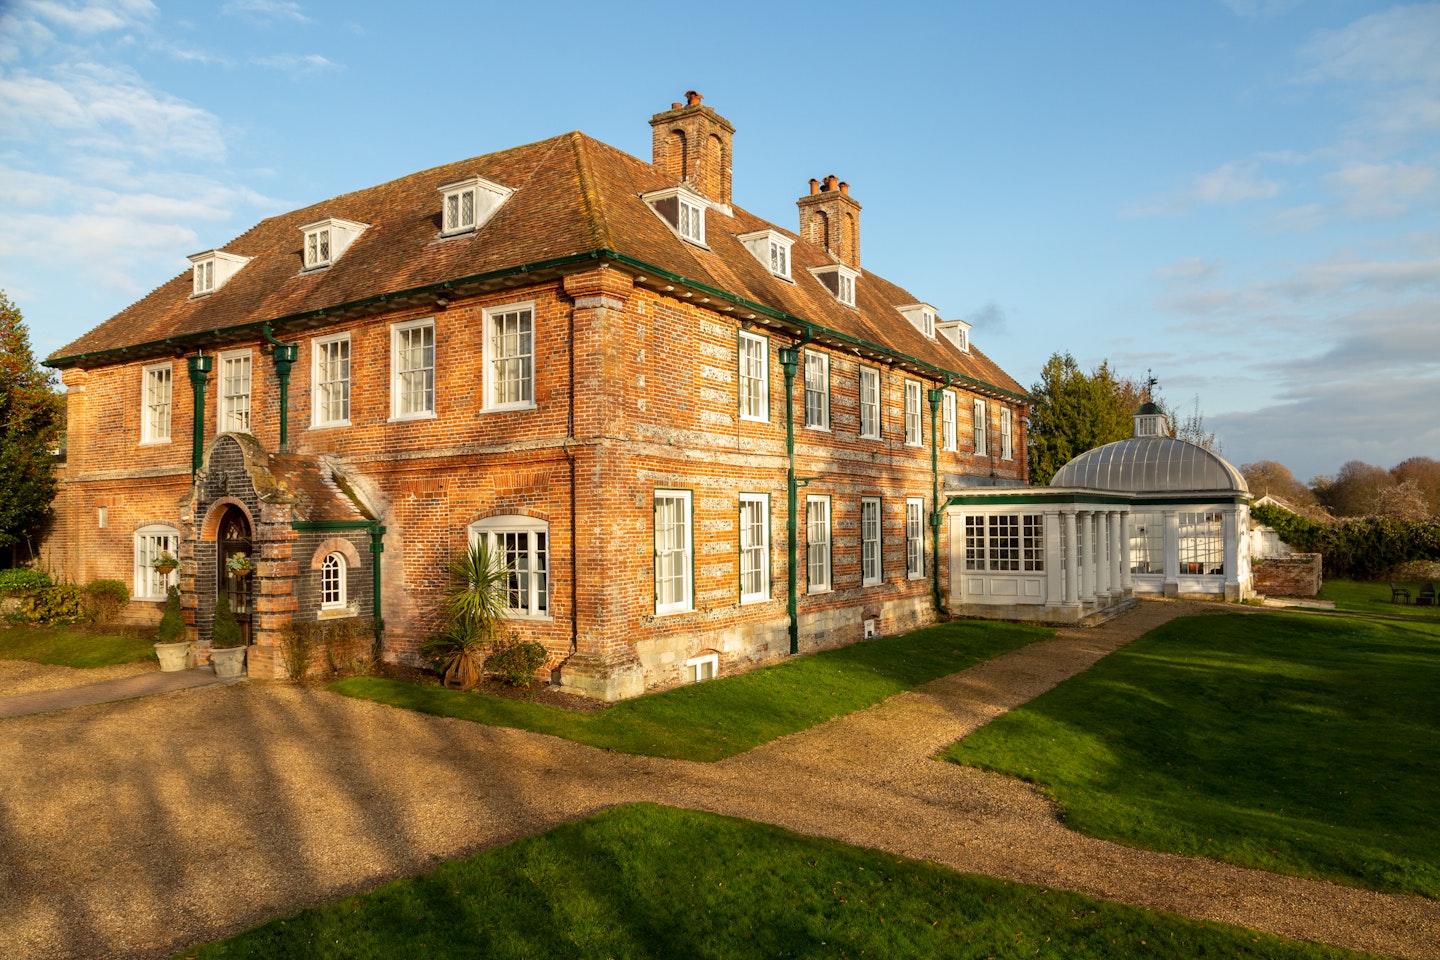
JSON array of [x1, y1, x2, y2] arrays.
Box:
[[649, 91, 735, 206], [797, 174, 861, 269]]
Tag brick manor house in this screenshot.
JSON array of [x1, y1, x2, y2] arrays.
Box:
[[42, 93, 1030, 699]]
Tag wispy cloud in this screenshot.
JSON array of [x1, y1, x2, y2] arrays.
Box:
[[1123, 161, 1281, 218], [222, 0, 311, 24], [1301, 4, 1440, 140], [1324, 160, 1438, 218], [1218, 0, 1303, 20], [251, 52, 336, 73]]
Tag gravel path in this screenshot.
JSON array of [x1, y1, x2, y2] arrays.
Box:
[[0, 659, 156, 698], [1, 600, 1434, 960]]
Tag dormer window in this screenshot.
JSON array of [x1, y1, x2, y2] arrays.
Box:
[[187, 250, 251, 297], [642, 186, 709, 246], [299, 217, 367, 271], [938, 318, 972, 353], [898, 303, 939, 339], [437, 175, 514, 238], [737, 229, 794, 280], [810, 264, 859, 307]]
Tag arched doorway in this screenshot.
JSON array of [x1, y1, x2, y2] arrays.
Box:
[[216, 503, 253, 645]]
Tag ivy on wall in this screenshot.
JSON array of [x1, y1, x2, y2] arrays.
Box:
[[1253, 503, 1440, 579]]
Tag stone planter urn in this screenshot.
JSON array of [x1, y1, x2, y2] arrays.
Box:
[[154, 640, 192, 672], [210, 645, 248, 680]]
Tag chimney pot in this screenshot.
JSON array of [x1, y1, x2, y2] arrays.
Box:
[[809, 178, 820, 196], [823, 174, 839, 192], [839, 181, 849, 196], [685, 90, 703, 106], [671, 102, 684, 109]]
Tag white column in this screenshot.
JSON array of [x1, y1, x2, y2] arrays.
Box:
[[1163, 508, 1180, 598], [1077, 510, 1094, 602], [1108, 510, 1123, 599], [1063, 510, 1078, 606], [1044, 511, 1063, 607], [1094, 511, 1111, 599], [1223, 506, 1240, 601], [1119, 510, 1133, 594]]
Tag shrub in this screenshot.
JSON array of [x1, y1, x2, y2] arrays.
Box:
[[155, 585, 187, 643], [280, 622, 317, 679], [281, 618, 375, 679], [83, 579, 129, 625], [0, 568, 52, 591], [1254, 503, 1440, 579], [19, 583, 85, 624], [487, 634, 549, 687], [211, 590, 245, 648]]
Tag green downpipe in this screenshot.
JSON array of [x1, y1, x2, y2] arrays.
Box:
[[262, 324, 298, 452], [928, 377, 951, 616], [186, 353, 213, 476], [778, 327, 813, 656]]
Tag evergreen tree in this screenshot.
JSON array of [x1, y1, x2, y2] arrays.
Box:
[[0, 292, 64, 559], [156, 586, 187, 643], [1026, 353, 1144, 485]]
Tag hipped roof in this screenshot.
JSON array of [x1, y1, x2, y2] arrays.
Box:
[[49, 132, 1027, 400]]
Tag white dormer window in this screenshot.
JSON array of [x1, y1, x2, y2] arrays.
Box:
[[187, 250, 251, 297], [437, 175, 514, 238], [737, 229, 794, 280], [810, 264, 859, 307], [642, 186, 709, 246], [299, 217, 368, 271], [898, 303, 939, 339], [938, 318, 972, 353]]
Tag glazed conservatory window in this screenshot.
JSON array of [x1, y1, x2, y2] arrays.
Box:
[[134, 524, 179, 601], [861, 497, 882, 586], [320, 553, 347, 610], [142, 363, 172, 444], [738, 332, 769, 422], [806, 496, 831, 593], [738, 494, 770, 603], [218, 350, 251, 433], [804, 351, 829, 430], [905, 498, 925, 579], [471, 516, 550, 617], [487, 304, 534, 410], [312, 333, 351, 427], [1129, 512, 1164, 574], [1179, 511, 1224, 575], [987, 515, 1020, 571], [654, 491, 693, 615], [964, 516, 986, 571], [1022, 515, 1045, 572], [391, 319, 435, 419], [858, 367, 880, 439]]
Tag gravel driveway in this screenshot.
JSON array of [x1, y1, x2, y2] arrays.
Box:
[[1, 600, 1435, 960]]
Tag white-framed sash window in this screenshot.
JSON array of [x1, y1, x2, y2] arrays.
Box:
[[134, 524, 180, 601], [738, 493, 770, 603], [470, 515, 550, 617], [312, 333, 351, 427], [806, 495, 831, 593], [141, 362, 172, 444], [218, 349, 251, 434], [655, 490, 694, 614], [858, 366, 880, 439], [1001, 407, 1014, 460], [904, 380, 922, 446], [861, 496, 882, 586], [973, 398, 988, 455], [486, 303, 535, 410], [804, 351, 829, 430], [906, 498, 925, 579], [942, 391, 957, 452], [738, 332, 769, 422], [391, 318, 435, 420]]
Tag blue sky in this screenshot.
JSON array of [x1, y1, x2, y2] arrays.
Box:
[[1, 0, 1436, 483]]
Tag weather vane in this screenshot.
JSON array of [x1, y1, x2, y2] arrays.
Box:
[[1145, 369, 1159, 402]]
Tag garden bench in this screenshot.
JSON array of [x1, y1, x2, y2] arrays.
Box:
[[1418, 582, 1437, 607], [1390, 582, 1411, 603]]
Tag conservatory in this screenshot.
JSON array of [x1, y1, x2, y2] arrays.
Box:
[[944, 403, 1252, 624]]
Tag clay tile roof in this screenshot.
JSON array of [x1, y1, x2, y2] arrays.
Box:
[[50, 132, 1027, 400]]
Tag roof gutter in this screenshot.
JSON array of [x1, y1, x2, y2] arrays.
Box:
[[48, 249, 1031, 405]]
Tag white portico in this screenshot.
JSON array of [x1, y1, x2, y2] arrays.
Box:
[[943, 403, 1253, 624]]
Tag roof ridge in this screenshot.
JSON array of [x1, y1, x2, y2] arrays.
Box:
[[569, 131, 615, 251]]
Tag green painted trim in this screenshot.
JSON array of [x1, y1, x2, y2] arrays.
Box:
[[186, 353, 212, 476], [944, 491, 1136, 507], [290, 520, 376, 530], [927, 383, 946, 614]]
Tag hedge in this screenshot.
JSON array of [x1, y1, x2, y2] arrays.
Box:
[[1253, 503, 1440, 579]]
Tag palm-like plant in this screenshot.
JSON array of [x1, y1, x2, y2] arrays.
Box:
[[421, 539, 510, 690]]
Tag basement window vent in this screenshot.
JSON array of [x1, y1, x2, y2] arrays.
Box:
[[299, 217, 368, 271], [437, 175, 515, 238], [187, 249, 251, 297], [737, 229, 794, 280], [685, 652, 718, 683], [810, 264, 859, 307], [642, 185, 709, 247], [863, 618, 877, 639]]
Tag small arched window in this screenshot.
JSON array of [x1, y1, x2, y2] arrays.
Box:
[[321, 552, 346, 609]]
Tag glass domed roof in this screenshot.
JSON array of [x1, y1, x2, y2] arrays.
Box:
[[1050, 437, 1249, 495]]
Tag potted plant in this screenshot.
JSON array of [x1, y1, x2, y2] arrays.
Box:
[[150, 551, 179, 576], [209, 588, 248, 679], [153, 585, 192, 671], [226, 552, 253, 578], [419, 539, 509, 691]]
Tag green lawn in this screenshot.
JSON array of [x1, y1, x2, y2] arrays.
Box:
[[1319, 578, 1440, 618], [333, 619, 1047, 762], [944, 612, 1440, 898], [176, 804, 1376, 960], [0, 623, 156, 669]]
